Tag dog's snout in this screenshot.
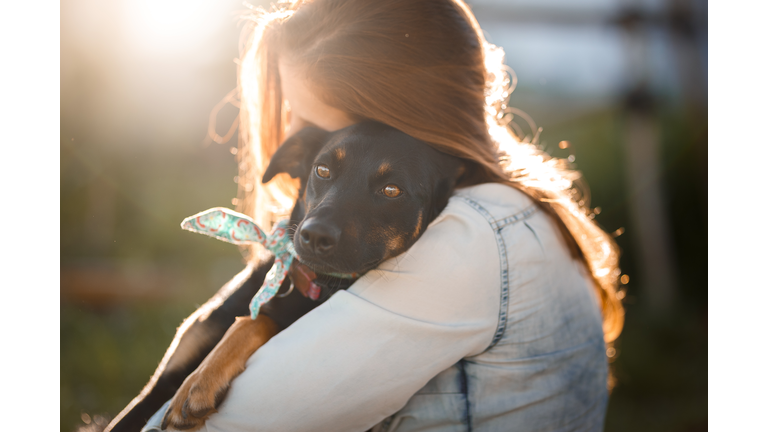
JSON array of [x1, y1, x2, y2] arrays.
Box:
[[299, 218, 340, 254]]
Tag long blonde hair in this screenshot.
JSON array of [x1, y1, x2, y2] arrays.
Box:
[[232, 0, 624, 343]]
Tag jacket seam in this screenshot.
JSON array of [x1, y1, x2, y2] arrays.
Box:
[[453, 198, 538, 351], [494, 204, 539, 229]]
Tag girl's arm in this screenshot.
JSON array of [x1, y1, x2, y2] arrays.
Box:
[[197, 198, 501, 432]]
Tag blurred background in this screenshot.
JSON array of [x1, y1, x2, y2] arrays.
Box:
[[60, 0, 707, 430]]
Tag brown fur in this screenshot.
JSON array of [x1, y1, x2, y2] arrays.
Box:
[[334, 147, 346, 161], [161, 315, 279, 431], [386, 235, 405, 254], [413, 210, 423, 239], [344, 222, 358, 239], [365, 225, 405, 260], [377, 162, 392, 175]]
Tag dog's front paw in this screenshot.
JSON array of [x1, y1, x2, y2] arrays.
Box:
[[161, 368, 229, 431]]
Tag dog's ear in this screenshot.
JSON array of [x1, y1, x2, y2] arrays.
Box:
[[427, 156, 464, 225], [262, 127, 330, 184]]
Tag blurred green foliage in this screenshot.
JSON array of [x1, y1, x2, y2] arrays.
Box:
[[61, 302, 192, 431]]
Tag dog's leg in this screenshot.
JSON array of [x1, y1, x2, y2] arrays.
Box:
[[104, 259, 273, 432], [160, 314, 279, 431]]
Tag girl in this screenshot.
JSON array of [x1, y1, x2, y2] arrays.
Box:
[[149, 0, 624, 430]]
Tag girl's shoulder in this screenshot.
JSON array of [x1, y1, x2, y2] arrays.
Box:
[[452, 182, 535, 216], [429, 182, 537, 232]]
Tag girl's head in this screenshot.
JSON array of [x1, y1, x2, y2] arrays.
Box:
[[275, 0, 494, 164], [235, 0, 624, 344]]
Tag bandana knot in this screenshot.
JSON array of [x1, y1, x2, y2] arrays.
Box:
[[180, 207, 296, 319]]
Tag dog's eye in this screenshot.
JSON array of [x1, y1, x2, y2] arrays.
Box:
[[315, 164, 331, 179], [382, 184, 403, 198]]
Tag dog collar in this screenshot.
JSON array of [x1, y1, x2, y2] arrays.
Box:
[[181, 207, 355, 319]]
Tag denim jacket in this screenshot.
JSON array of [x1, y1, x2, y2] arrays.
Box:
[[146, 184, 607, 432], [372, 184, 608, 432]]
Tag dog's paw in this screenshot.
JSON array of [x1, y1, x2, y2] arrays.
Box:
[[161, 369, 229, 431]]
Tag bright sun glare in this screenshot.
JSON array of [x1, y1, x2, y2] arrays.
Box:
[[120, 0, 237, 55]]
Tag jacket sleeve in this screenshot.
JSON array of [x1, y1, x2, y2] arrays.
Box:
[[199, 198, 501, 432]]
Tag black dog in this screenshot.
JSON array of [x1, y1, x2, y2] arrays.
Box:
[[105, 121, 463, 432]]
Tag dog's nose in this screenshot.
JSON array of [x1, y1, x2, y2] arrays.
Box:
[[299, 218, 340, 254]]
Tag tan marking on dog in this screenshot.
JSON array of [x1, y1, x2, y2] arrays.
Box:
[[377, 162, 392, 175], [334, 147, 346, 161], [412, 210, 423, 239], [366, 226, 386, 246], [162, 315, 278, 431], [456, 163, 466, 178], [366, 225, 404, 259], [387, 234, 405, 253], [345, 222, 358, 239]]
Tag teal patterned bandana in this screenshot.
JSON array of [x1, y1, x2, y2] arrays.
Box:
[[180, 207, 297, 319], [181, 207, 356, 320]]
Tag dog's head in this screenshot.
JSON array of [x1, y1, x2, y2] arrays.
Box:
[[263, 121, 463, 275]]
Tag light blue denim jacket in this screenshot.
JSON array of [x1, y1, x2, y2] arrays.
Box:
[[146, 184, 608, 432], [372, 185, 608, 432]]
